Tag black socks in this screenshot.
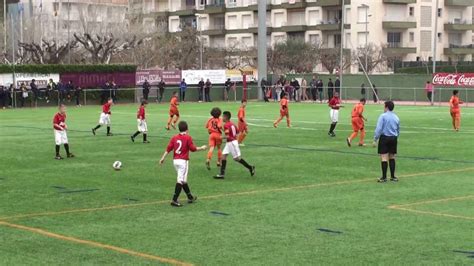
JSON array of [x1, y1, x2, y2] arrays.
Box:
[[389, 159, 396, 178], [93, 125, 101, 130], [182, 183, 193, 199], [64, 144, 70, 155], [173, 183, 183, 202], [381, 161, 388, 179], [143, 134, 147, 142], [107, 126, 111, 134], [132, 131, 140, 138], [329, 123, 337, 133], [55, 145, 60, 156], [220, 160, 227, 175], [238, 158, 252, 170]]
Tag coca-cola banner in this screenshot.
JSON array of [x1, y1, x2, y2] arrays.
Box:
[[136, 70, 181, 85], [432, 73, 474, 88], [60, 72, 136, 88]]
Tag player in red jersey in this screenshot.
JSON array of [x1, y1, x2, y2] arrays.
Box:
[[214, 111, 255, 179], [205, 107, 223, 170], [166, 91, 180, 130], [160, 121, 207, 207], [53, 104, 74, 160], [130, 100, 150, 143], [237, 99, 248, 145], [273, 92, 290, 128], [328, 92, 343, 137], [449, 90, 463, 131], [347, 98, 367, 147], [92, 98, 114, 136]]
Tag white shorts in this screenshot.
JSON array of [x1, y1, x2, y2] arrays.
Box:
[[99, 113, 111, 125], [54, 130, 68, 145], [173, 159, 189, 184], [330, 109, 339, 123], [137, 119, 148, 133], [223, 140, 241, 159]]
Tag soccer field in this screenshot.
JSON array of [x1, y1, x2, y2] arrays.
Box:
[[0, 101, 473, 265]]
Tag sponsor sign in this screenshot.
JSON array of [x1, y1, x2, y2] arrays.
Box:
[[432, 73, 474, 88]]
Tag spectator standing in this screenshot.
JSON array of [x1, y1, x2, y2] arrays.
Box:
[[425, 81, 434, 105], [224, 78, 232, 102], [66, 80, 74, 102], [179, 79, 187, 102], [274, 81, 282, 102], [158, 79, 166, 103], [198, 78, 204, 102], [317, 79, 324, 103], [20, 83, 28, 107], [335, 76, 341, 94], [373, 84, 379, 103], [310, 76, 317, 102], [142, 79, 151, 100], [7, 84, 14, 107], [260, 78, 269, 102], [0, 86, 6, 109], [301, 78, 308, 101], [291, 78, 300, 102], [360, 83, 366, 99], [30, 79, 39, 104], [74, 86, 82, 107], [327, 78, 334, 101], [100, 82, 109, 104], [204, 79, 212, 102], [57, 80, 66, 103], [46, 79, 56, 104], [111, 81, 118, 102]]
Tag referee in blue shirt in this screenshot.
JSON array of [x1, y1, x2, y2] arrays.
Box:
[[373, 101, 400, 182]]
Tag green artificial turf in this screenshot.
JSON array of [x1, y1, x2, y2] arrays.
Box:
[[0, 101, 473, 265]]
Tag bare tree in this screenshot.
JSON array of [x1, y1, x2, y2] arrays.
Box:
[[268, 39, 320, 74], [18, 40, 77, 64], [353, 44, 387, 73], [74, 33, 142, 64]]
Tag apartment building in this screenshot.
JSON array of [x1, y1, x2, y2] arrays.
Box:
[[132, 0, 473, 72]]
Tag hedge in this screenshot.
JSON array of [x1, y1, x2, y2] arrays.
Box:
[[0, 64, 137, 74], [396, 65, 474, 74]]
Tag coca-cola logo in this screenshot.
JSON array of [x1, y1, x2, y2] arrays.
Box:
[[432, 73, 474, 87]]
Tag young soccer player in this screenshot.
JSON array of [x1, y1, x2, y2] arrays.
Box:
[[205, 107, 223, 170], [92, 98, 113, 136], [166, 91, 180, 130], [53, 104, 74, 160], [328, 92, 343, 137], [237, 99, 248, 145], [214, 111, 255, 179], [130, 100, 150, 143], [449, 90, 463, 132], [347, 98, 367, 147], [273, 92, 290, 128], [159, 121, 207, 207]]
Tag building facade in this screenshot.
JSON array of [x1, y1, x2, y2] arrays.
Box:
[[131, 0, 473, 73]]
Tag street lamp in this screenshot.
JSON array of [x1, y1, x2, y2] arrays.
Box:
[[195, 14, 203, 70], [359, 4, 371, 72]]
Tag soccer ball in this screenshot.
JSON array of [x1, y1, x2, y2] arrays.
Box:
[[112, 161, 122, 170]]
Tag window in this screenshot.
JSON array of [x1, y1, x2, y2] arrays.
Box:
[[437, 32, 442, 42], [409, 7, 414, 16], [387, 32, 401, 47], [357, 6, 368, 23], [409, 32, 414, 42], [357, 32, 368, 47], [242, 14, 252, 28], [308, 10, 320, 25], [227, 15, 238, 29], [437, 8, 442, 17], [334, 34, 341, 46], [309, 34, 320, 44]]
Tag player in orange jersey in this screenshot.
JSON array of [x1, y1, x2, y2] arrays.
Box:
[[273, 92, 290, 128], [237, 99, 248, 145], [347, 98, 367, 147], [166, 91, 180, 130], [449, 90, 463, 131], [205, 107, 223, 170]]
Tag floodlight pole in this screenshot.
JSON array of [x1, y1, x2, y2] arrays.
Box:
[[339, 0, 345, 95], [431, 0, 439, 105], [257, 0, 267, 101]]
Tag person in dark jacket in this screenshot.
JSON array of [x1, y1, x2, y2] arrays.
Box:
[[65, 80, 74, 102], [317, 79, 324, 103], [327, 78, 334, 101], [310, 76, 318, 102], [74, 86, 82, 106], [198, 78, 204, 102], [179, 79, 187, 102], [224, 78, 232, 102], [260, 78, 269, 102], [7, 84, 14, 107], [30, 79, 39, 104], [46, 79, 56, 104], [290, 78, 300, 102], [360, 83, 366, 99], [0, 86, 6, 109], [111, 81, 118, 102], [158, 79, 166, 103], [204, 79, 212, 102], [142, 79, 150, 100], [335, 77, 341, 93], [372, 84, 379, 103]]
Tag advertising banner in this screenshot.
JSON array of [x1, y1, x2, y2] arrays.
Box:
[[181, 70, 226, 85], [60, 72, 136, 88], [136, 70, 181, 85], [432, 73, 474, 88], [0, 73, 60, 88]]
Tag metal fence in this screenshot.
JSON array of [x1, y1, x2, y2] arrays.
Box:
[[1, 85, 471, 108]]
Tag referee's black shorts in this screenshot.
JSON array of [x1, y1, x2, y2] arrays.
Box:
[[378, 135, 398, 155]]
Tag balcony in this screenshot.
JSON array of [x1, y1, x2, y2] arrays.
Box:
[[202, 24, 226, 36], [444, 44, 474, 55], [383, 0, 417, 4], [383, 43, 417, 55], [445, 0, 472, 6], [306, 0, 351, 7], [173, 6, 196, 16], [272, 0, 307, 9], [382, 19, 417, 29], [196, 1, 226, 14], [444, 20, 474, 31]]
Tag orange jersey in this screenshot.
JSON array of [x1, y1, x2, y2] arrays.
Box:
[[449, 96, 461, 112], [206, 117, 222, 134], [280, 98, 288, 111], [351, 103, 364, 118], [170, 96, 179, 110], [238, 107, 246, 122]]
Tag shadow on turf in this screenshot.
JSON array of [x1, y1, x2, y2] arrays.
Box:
[[452, 250, 474, 259], [317, 228, 343, 235], [51, 186, 100, 194]]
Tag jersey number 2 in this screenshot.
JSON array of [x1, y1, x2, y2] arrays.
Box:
[[176, 140, 183, 154]]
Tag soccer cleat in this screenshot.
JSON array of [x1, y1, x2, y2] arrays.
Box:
[[171, 124, 176, 130], [250, 166, 256, 177], [107, 133, 113, 136], [130, 136, 135, 142], [217, 162, 221, 167], [213, 175, 225, 179], [273, 123, 277, 128], [55, 155, 63, 160], [143, 140, 150, 144], [239, 143, 245, 147], [165, 126, 170, 131], [377, 178, 387, 183], [170, 201, 183, 207], [205, 161, 211, 171], [187, 196, 197, 204], [67, 153, 75, 158], [330, 132, 336, 137], [358, 143, 366, 147], [346, 138, 351, 147], [327, 132, 331, 136], [390, 177, 399, 182], [92, 128, 96, 136]]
